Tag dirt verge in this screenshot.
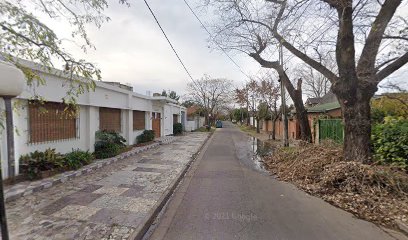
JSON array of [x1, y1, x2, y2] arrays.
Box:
[[262, 142, 408, 231]]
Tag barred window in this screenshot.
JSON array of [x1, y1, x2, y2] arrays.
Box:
[[99, 107, 121, 132], [28, 101, 79, 144], [133, 110, 145, 130]]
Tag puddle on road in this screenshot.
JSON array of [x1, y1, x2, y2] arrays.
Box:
[[249, 137, 273, 173]]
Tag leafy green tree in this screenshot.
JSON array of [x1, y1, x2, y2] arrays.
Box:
[[0, 0, 129, 105], [371, 93, 408, 123], [232, 108, 248, 123], [161, 90, 180, 102]]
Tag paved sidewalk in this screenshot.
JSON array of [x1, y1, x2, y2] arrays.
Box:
[[6, 132, 208, 240]]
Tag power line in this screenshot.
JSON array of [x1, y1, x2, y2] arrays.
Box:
[[142, 0, 196, 82], [182, 0, 251, 79]]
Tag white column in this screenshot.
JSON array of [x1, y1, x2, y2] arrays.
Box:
[[86, 106, 99, 152], [126, 109, 133, 145]]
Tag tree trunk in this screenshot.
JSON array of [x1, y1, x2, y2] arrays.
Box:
[[282, 76, 312, 142], [334, 84, 375, 163], [272, 116, 278, 140], [256, 118, 260, 133]]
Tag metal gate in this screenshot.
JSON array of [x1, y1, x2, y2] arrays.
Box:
[[318, 119, 344, 143]]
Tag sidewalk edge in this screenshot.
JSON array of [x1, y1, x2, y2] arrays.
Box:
[[129, 131, 214, 240]]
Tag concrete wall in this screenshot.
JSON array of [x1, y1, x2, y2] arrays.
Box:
[[0, 70, 186, 179], [185, 116, 205, 132]]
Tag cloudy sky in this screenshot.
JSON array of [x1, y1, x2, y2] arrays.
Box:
[[37, 0, 407, 97], [47, 0, 261, 96]]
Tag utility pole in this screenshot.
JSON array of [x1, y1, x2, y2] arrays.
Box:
[[279, 43, 289, 147], [251, 94, 255, 127]]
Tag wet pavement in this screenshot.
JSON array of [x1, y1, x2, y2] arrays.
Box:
[[5, 132, 208, 240], [148, 122, 405, 240]]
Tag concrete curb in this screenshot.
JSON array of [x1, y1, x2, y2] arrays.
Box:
[[396, 220, 408, 236], [4, 137, 178, 203], [129, 131, 214, 240]]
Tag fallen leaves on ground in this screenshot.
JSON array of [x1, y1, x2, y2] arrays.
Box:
[[262, 142, 408, 229]]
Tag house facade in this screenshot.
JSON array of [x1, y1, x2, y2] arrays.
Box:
[[261, 92, 342, 142], [0, 61, 186, 179]]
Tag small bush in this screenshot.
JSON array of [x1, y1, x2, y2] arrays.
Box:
[[95, 130, 126, 147], [64, 149, 94, 170], [136, 130, 155, 143], [372, 117, 408, 169], [173, 123, 183, 135], [94, 142, 120, 159], [94, 130, 126, 159], [19, 148, 64, 180]]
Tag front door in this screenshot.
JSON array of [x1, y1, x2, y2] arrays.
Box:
[[152, 112, 161, 138]]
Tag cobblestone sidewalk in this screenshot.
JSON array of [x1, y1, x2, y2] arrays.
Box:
[[5, 132, 208, 240]]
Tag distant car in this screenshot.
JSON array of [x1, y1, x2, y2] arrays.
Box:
[[216, 120, 223, 128]]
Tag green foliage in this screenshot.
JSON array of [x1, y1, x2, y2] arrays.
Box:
[[136, 130, 155, 144], [161, 90, 180, 101], [173, 123, 183, 135], [0, 0, 131, 106], [94, 130, 126, 159], [19, 148, 64, 179], [372, 117, 408, 169], [95, 130, 126, 147], [257, 102, 270, 120], [231, 108, 248, 122], [94, 142, 120, 159], [371, 93, 408, 123], [64, 149, 93, 170], [181, 100, 195, 108]]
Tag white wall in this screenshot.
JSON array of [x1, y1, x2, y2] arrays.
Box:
[[0, 67, 186, 179], [185, 116, 205, 132]]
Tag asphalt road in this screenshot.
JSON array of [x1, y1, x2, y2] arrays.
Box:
[[147, 122, 406, 240]]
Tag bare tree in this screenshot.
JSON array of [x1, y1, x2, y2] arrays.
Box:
[[206, 0, 408, 161], [187, 75, 233, 125], [296, 63, 332, 99], [235, 86, 250, 125], [257, 74, 280, 139], [206, 0, 312, 142]]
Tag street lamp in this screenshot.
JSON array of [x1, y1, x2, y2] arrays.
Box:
[[0, 60, 25, 240]]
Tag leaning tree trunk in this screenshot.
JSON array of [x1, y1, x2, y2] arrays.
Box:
[[249, 53, 312, 142], [334, 84, 375, 163], [282, 76, 312, 142]]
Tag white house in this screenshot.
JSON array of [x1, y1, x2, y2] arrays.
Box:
[[0, 60, 186, 179]]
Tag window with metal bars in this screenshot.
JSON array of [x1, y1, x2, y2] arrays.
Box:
[[28, 101, 79, 144]]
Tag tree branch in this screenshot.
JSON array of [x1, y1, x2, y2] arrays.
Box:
[[357, 0, 402, 74], [376, 51, 408, 81]]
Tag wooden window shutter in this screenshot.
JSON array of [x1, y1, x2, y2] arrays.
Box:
[[99, 107, 121, 132], [133, 111, 146, 130], [29, 102, 77, 143]]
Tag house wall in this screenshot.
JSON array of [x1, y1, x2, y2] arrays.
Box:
[[185, 116, 205, 131], [0, 70, 186, 179], [259, 108, 342, 143]]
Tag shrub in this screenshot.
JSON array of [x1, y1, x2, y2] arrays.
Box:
[[64, 149, 94, 170], [19, 148, 64, 179], [173, 123, 183, 135], [136, 130, 155, 143], [372, 117, 408, 169], [94, 130, 126, 159], [95, 130, 126, 147]]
